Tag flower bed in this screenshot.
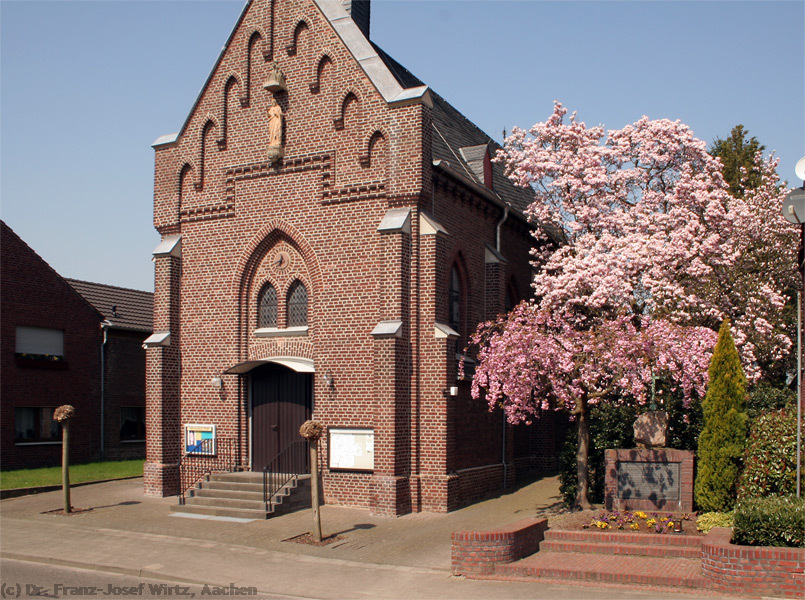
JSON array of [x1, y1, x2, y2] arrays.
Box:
[[549, 509, 703, 536]]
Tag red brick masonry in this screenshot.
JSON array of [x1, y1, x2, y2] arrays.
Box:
[[451, 518, 548, 575], [701, 527, 805, 599], [452, 521, 804, 597]]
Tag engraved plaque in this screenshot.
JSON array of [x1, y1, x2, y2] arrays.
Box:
[[617, 461, 680, 501]]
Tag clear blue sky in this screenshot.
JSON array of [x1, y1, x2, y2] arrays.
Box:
[[2, 0, 803, 292]]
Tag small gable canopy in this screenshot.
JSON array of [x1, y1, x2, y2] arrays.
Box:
[[225, 357, 315, 374]]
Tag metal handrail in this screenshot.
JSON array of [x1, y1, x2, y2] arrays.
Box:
[[177, 437, 235, 504], [263, 440, 308, 510]]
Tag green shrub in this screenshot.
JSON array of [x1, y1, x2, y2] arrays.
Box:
[[737, 407, 797, 500], [696, 511, 734, 534], [747, 383, 794, 421], [695, 320, 748, 512], [732, 496, 805, 547]]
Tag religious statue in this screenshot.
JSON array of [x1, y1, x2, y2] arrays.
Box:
[[266, 96, 284, 164]]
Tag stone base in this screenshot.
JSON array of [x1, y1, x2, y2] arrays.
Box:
[[143, 461, 179, 497], [370, 475, 411, 516], [604, 448, 694, 512]]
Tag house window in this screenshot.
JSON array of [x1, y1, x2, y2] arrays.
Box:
[[15, 326, 64, 361], [120, 407, 146, 442], [287, 280, 308, 327], [258, 284, 278, 328], [15, 407, 61, 443]]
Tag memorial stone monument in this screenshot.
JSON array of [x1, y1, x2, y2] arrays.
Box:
[[605, 410, 694, 512]]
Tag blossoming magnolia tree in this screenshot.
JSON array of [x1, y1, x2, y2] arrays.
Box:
[[469, 103, 797, 509]]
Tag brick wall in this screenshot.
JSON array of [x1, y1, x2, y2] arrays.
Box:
[[451, 518, 548, 576], [102, 329, 147, 461], [145, 0, 548, 513], [701, 527, 805, 599], [1, 222, 103, 470]]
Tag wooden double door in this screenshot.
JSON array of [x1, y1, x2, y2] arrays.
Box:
[[250, 363, 311, 472]]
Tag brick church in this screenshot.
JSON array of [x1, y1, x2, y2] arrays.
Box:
[[145, 0, 562, 515]]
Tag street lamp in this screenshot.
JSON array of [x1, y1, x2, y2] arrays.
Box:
[[781, 157, 805, 499]]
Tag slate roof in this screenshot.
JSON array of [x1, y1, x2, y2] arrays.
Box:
[[66, 279, 153, 333], [372, 45, 534, 218]]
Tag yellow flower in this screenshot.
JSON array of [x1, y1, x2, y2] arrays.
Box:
[[630, 523, 640, 530], [646, 518, 657, 527], [635, 511, 648, 519], [667, 521, 675, 529]]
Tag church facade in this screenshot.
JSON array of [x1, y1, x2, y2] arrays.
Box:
[[145, 0, 562, 515]]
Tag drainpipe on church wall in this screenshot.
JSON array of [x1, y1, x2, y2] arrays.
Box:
[[496, 204, 510, 489], [100, 321, 111, 461]]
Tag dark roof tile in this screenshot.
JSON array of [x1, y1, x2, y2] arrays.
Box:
[[66, 279, 153, 333]]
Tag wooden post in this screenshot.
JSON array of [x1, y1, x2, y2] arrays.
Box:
[[299, 419, 324, 543], [309, 438, 322, 543], [62, 420, 71, 514], [53, 405, 75, 514]]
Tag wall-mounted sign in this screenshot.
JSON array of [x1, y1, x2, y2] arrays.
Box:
[[329, 427, 374, 471], [184, 424, 216, 455]]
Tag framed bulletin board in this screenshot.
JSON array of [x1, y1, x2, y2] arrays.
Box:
[[328, 427, 374, 471], [184, 424, 216, 455]]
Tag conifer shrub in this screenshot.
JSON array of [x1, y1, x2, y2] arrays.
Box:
[[732, 496, 805, 548], [696, 511, 734, 534], [746, 383, 794, 421], [737, 407, 797, 499], [694, 320, 748, 512]]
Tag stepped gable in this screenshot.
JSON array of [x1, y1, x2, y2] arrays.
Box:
[[66, 279, 153, 333]]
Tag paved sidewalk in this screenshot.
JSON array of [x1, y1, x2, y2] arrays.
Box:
[[0, 476, 736, 599]]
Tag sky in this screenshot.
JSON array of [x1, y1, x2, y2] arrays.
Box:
[[2, 0, 803, 293]]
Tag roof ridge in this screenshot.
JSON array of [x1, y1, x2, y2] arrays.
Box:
[[65, 278, 152, 295]]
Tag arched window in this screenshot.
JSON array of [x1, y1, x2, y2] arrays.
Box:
[[449, 265, 461, 334], [287, 280, 308, 327], [258, 284, 278, 328]]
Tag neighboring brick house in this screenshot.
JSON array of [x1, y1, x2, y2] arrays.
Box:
[[1, 221, 152, 470], [66, 279, 153, 461], [146, 0, 564, 514]]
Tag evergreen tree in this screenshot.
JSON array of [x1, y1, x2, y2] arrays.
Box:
[[695, 319, 749, 512], [709, 125, 765, 197]]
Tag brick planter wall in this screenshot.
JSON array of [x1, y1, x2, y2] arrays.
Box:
[[701, 527, 805, 599], [451, 518, 548, 576]]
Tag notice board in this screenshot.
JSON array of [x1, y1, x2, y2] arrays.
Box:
[[328, 427, 374, 471], [184, 423, 216, 455]]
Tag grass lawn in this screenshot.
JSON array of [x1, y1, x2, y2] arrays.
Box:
[[0, 459, 144, 490]]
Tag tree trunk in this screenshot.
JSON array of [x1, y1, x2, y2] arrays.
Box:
[[309, 439, 322, 543], [62, 422, 71, 514], [574, 397, 592, 510]]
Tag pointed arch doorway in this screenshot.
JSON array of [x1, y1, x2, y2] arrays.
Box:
[[249, 362, 312, 472]]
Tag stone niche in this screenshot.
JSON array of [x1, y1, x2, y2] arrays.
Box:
[[604, 448, 694, 512]]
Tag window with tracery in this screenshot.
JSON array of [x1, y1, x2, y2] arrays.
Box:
[[287, 280, 308, 327], [258, 284, 278, 328]]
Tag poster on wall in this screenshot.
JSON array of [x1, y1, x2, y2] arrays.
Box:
[[328, 427, 374, 471], [184, 424, 216, 455]]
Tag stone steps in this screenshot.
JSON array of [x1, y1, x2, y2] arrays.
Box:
[[541, 529, 702, 559], [499, 550, 710, 589], [498, 528, 708, 590], [171, 472, 311, 520]]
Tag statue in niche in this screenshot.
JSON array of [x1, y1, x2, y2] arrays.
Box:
[[266, 96, 284, 164]]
